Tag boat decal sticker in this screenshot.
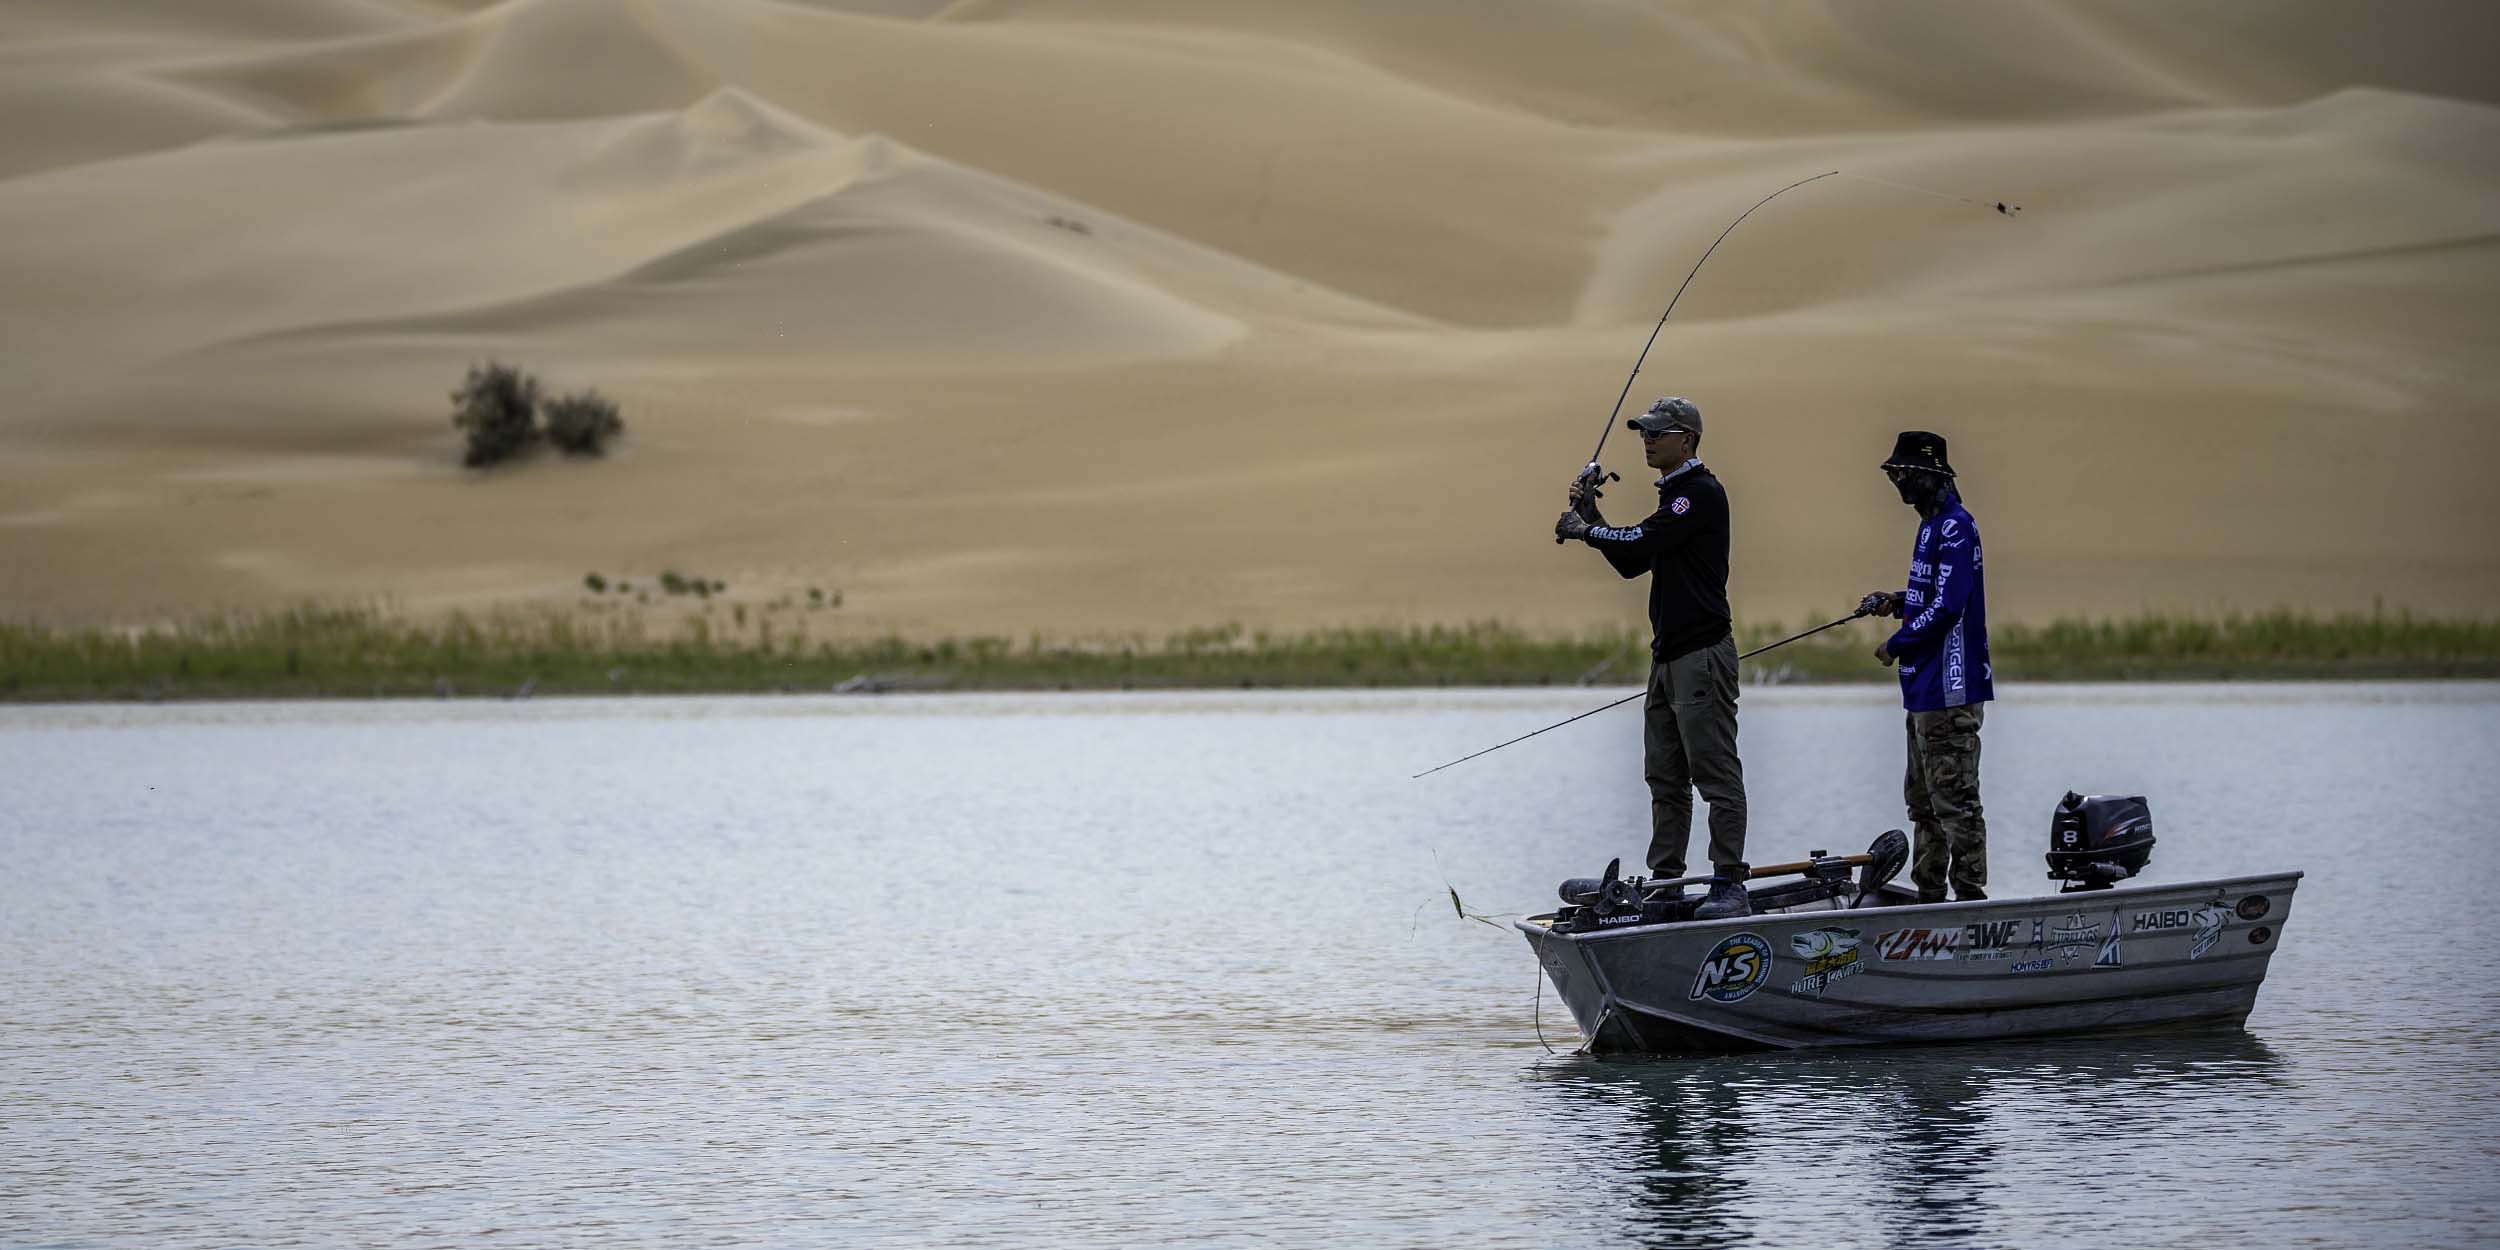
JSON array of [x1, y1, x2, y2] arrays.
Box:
[[2131, 908, 2201, 932], [2045, 913, 2101, 962], [2187, 905, 2229, 960], [2094, 908, 2125, 967], [1690, 932, 1774, 1004], [1961, 918, 2021, 960], [1874, 928, 1959, 961], [2008, 957, 2055, 973], [1786, 927, 1864, 998]]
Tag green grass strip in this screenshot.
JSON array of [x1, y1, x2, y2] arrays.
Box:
[[2, 608, 2495, 702]]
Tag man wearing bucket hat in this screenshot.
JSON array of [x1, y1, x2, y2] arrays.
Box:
[[1555, 397, 1751, 920], [1862, 431, 1993, 903]]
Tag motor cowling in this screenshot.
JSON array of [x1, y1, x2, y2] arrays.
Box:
[[2047, 791, 2155, 890]]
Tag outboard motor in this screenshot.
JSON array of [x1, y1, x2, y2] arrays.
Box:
[[2047, 791, 2155, 891]]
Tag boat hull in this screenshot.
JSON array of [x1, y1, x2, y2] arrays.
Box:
[[1518, 872, 2300, 1053]]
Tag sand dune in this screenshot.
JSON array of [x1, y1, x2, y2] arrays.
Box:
[[1, 1, 2495, 633], [1578, 87, 2500, 323], [0, 67, 273, 178], [0, 0, 417, 45], [939, 0, 2225, 129], [153, 0, 1641, 324], [243, 111, 1428, 374], [0, 91, 893, 404]]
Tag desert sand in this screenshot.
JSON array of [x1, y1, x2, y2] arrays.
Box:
[[3, 0, 2496, 638]]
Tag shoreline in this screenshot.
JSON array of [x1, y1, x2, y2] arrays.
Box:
[[5, 609, 2494, 703]]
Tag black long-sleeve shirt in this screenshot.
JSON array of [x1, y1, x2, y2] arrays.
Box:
[[1579, 459, 1733, 661]]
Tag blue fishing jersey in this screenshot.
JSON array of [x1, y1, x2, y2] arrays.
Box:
[[1887, 494, 1993, 711]]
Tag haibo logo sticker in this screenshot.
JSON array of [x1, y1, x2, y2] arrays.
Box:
[[1690, 932, 1773, 1003]]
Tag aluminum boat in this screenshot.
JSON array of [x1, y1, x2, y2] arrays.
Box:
[[1517, 794, 2299, 1053]]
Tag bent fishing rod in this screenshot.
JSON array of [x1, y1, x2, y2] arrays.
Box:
[[1422, 171, 2016, 779], [1560, 169, 1836, 525], [1555, 168, 2016, 537], [1410, 607, 1875, 779]]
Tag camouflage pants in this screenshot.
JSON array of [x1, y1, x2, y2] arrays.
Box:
[[1904, 704, 1986, 901]]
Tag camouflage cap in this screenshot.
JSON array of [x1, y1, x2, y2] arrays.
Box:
[[1626, 396, 1701, 435]]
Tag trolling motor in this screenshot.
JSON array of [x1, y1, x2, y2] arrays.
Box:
[[2047, 791, 2156, 891], [1553, 858, 1689, 931]]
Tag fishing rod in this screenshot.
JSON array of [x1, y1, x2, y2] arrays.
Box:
[[1556, 168, 2015, 541], [1557, 170, 1837, 544], [1443, 171, 2015, 776], [1410, 606, 1875, 779]]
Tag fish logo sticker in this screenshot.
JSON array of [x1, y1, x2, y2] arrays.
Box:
[[1691, 932, 1773, 1004], [2189, 906, 2228, 960], [1671, 496, 1691, 515], [1787, 927, 1864, 998]]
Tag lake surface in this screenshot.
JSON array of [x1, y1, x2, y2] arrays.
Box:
[[5, 683, 2497, 1248]]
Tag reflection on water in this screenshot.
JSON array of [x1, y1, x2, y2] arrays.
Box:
[[1532, 1030, 2286, 1248], [3, 685, 2496, 1247]]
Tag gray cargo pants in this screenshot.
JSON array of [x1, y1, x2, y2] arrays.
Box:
[[1905, 704, 1987, 901], [1643, 635, 1748, 879]]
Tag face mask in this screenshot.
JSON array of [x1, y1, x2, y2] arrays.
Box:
[[1893, 471, 1942, 508]]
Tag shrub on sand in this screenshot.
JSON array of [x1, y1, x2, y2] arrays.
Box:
[[545, 389, 624, 456], [452, 362, 541, 467]]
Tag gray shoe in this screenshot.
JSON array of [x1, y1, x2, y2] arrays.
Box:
[[1692, 877, 1752, 920]]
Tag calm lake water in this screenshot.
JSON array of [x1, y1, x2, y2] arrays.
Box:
[[5, 683, 2497, 1248]]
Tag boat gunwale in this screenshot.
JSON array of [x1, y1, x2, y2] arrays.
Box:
[[1513, 869, 2305, 943]]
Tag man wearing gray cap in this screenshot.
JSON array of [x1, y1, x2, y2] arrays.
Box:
[[1555, 397, 1751, 920]]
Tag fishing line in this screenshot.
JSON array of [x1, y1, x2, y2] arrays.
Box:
[[1410, 609, 1873, 779], [1531, 954, 1559, 1056], [1485, 169, 2020, 772], [1575, 170, 1839, 481], [1428, 169, 2019, 1049], [1571, 167, 2015, 485], [1836, 170, 2021, 216], [1435, 877, 1559, 1054]]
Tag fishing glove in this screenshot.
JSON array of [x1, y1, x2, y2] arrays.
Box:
[[1567, 472, 1607, 528], [1555, 510, 1593, 542]]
